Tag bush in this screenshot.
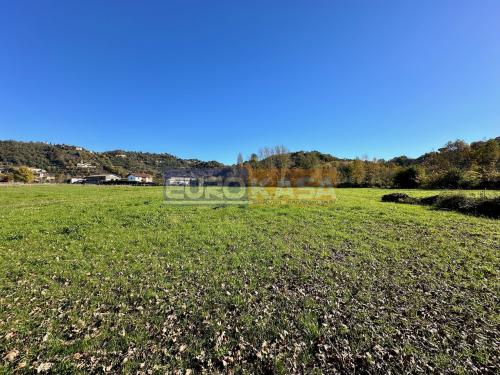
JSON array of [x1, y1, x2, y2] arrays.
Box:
[[424, 194, 499, 218], [381, 193, 415, 203], [474, 197, 500, 218], [418, 195, 439, 206], [434, 195, 473, 211], [478, 171, 500, 189], [459, 170, 482, 188], [382, 193, 500, 218], [422, 169, 462, 189], [13, 166, 34, 183]]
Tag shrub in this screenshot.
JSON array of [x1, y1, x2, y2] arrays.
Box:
[[478, 171, 500, 189], [418, 195, 439, 206], [459, 170, 482, 188], [474, 197, 500, 218], [382, 193, 499, 218], [434, 195, 473, 211], [424, 194, 499, 218], [423, 169, 462, 189], [13, 166, 34, 183], [381, 193, 415, 203]]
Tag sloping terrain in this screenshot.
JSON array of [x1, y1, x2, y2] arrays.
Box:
[[0, 141, 223, 177]]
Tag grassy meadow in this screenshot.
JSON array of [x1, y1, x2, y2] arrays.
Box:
[[0, 185, 498, 373]]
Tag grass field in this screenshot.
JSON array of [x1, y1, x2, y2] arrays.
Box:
[[0, 185, 498, 374]]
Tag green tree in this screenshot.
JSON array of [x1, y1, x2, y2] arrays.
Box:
[[438, 140, 471, 169], [474, 139, 499, 174], [249, 153, 259, 169], [294, 152, 320, 169], [393, 167, 422, 188]]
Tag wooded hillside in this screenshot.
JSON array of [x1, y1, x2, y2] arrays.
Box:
[[0, 141, 223, 180], [1, 137, 498, 188], [245, 137, 500, 189]]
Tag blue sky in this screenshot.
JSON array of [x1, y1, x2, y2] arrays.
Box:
[[1, 0, 499, 164]]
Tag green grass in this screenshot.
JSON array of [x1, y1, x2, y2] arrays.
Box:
[[0, 185, 498, 373]]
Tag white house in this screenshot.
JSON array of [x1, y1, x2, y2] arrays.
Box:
[[166, 176, 193, 186], [127, 173, 153, 183], [29, 168, 47, 174], [77, 162, 95, 169], [45, 174, 56, 183], [26, 168, 58, 183], [85, 174, 121, 184], [28, 168, 51, 183]]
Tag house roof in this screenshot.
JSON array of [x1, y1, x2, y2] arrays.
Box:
[[87, 174, 119, 178], [128, 173, 151, 178]]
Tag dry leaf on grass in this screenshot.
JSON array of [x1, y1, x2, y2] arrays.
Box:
[[4, 349, 19, 362], [36, 362, 53, 373]]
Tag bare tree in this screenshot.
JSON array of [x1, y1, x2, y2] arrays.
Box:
[[273, 145, 291, 172], [259, 147, 273, 160], [237, 152, 244, 166]]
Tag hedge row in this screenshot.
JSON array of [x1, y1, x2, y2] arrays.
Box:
[[381, 193, 500, 219]]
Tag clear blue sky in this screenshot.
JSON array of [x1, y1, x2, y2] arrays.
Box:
[[1, 0, 499, 164]]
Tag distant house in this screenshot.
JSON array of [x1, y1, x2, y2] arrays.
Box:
[[127, 173, 153, 183], [45, 174, 56, 183], [56, 144, 83, 151], [77, 162, 95, 169], [166, 176, 193, 186], [29, 168, 47, 174], [84, 174, 121, 184], [28, 168, 52, 183]]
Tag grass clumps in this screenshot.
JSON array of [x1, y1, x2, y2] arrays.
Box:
[[382, 192, 500, 218]]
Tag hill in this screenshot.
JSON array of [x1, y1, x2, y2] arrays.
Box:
[[247, 137, 500, 188], [0, 137, 498, 188], [0, 141, 223, 179]]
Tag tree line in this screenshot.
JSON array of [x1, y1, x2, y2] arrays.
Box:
[[1, 138, 498, 188], [238, 138, 499, 189]]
